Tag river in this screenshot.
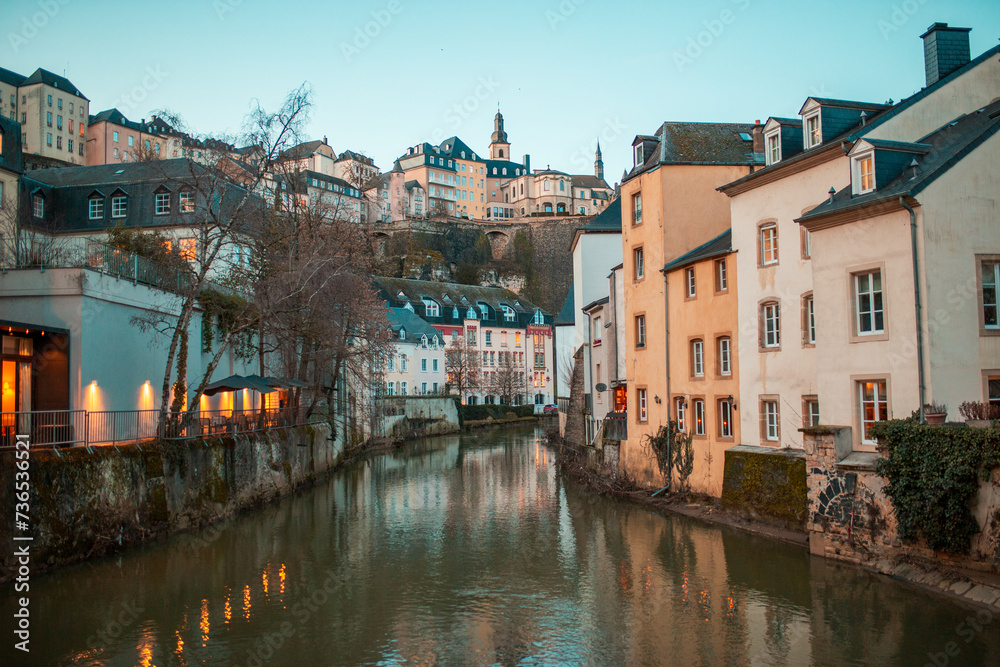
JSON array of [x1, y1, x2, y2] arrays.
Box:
[[3, 425, 998, 666]]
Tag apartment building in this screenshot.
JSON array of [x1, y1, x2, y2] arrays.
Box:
[[0, 67, 88, 168]]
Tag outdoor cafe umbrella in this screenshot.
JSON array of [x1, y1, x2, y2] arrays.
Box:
[[244, 375, 307, 389], [202, 374, 275, 397]]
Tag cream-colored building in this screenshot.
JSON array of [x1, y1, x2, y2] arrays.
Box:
[[0, 67, 88, 168], [719, 22, 1000, 449]]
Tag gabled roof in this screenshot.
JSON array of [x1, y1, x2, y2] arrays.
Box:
[[0, 115, 25, 173], [554, 283, 575, 326], [859, 138, 931, 154], [582, 296, 609, 313], [663, 229, 732, 272], [373, 276, 550, 327], [335, 149, 374, 165], [278, 139, 328, 161], [21, 68, 87, 99], [625, 121, 761, 182], [799, 97, 890, 114], [570, 174, 611, 190], [387, 308, 440, 341], [88, 108, 149, 133], [798, 99, 1000, 226], [767, 117, 802, 128], [404, 179, 423, 191], [437, 136, 480, 161]]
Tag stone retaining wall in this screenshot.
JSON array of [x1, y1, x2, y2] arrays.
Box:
[[721, 445, 808, 526]]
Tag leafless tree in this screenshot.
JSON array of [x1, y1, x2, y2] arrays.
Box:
[[445, 333, 480, 401], [488, 351, 527, 405]]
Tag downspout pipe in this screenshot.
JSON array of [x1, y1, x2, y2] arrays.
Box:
[[900, 196, 926, 423], [661, 265, 671, 491]]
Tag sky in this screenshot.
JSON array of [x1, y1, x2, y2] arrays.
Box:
[[3, 0, 999, 182]]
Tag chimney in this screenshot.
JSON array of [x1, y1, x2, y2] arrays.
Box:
[[752, 119, 764, 154], [921, 22, 971, 87], [323, 135, 328, 144]]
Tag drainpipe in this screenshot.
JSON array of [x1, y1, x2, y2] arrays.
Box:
[[661, 265, 672, 491], [900, 196, 926, 423]]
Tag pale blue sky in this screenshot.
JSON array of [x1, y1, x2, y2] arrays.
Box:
[[3, 0, 998, 182]]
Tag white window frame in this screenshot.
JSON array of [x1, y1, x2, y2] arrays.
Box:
[[804, 113, 821, 148], [858, 380, 888, 445], [32, 195, 44, 218], [88, 198, 103, 220], [760, 224, 778, 266], [805, 295, 816, 345], [853, 152, 876, 194], [638, 388, 648, 422], [686, 267, 696, 297], [675, 398, 686, 432], [806, 399, 820, 428], [634, 247, 644, 280], [635, 315, 646, 348], [693, 399, 705, 436], [155, 192, 170, 215], [716, 259, 727, 292], [983, 261, 999, 330], [692, 340, 704, 377], [765, 131, 781, 165], [718, 337, 731, 376], [719, 399, 733, 438], [764, 400, 779, 441], [423, 299, 440, 317], [632, 193, 642, 224], [111, 195, 127, 218], [762, 302, 780, 348], [854, 270, 884, 336]]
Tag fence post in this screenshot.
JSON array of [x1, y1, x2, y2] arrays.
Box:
[[133, 254, 138, 284]]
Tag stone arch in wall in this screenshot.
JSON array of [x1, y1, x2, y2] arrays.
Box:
[[485, 230, 510, 259]]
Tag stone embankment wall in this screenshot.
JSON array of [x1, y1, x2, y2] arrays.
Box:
[[0, 423, 340, 580], [721, 445, 808, 526], [804, 426, 1000, 578], [380, 397, 460, 440]]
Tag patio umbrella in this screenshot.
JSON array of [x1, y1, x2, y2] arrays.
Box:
[[202, 374, 275, 396], [245, 375, 307, 389]]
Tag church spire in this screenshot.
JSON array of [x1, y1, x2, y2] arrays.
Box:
[[489, 107, 511, 160], [595, 139, 605, 180]]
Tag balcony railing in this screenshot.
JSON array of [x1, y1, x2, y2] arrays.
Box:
[[0, 407, 319, 450]]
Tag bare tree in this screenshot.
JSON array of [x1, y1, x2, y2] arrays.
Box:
[[445, 334, 480, 401], [488, 351, 527, 405]]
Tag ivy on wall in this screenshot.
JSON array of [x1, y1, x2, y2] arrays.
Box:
[[642, 421, 694, 489], [872, 420, 1000, 554]]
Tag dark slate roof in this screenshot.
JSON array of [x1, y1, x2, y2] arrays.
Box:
[[582, 296, 609, 313], [278, 139, 327, 161], [486, 159, 526, 175], [89, 108, 148, 133], [404, 179, 423, 191], [21, 68, 87, 99], [798, 99, 1000, 224], [387, 308, 441, 342], [579, 197, 621, 232], [863, 139, 931, 153], [0, 66, 25, 87], [663, 229, 732, 271], [372, 276, 551, 329], [625, 122, 761, 182], [554, 283, 575, 326], [571, 174, 611, 190], [769, 117, 802, 127], [437, 136, 481, 161], [0, 115, 24, 173], [801, 97, 890, 113], [723, 43, 1000, 194], [391, 160, 403, 173], [335, 149, 374, 165]]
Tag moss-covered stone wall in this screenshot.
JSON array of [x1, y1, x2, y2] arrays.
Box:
[[0, 424, 338, 580], [721, 445, 808, 526]]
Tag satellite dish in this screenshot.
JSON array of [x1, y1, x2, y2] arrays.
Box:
[[595, 383, 607, 393]]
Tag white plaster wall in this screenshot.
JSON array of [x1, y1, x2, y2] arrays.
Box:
[[572, 232, 622, 399]]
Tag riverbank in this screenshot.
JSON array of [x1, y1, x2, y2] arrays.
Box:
[[551, 437, 1000, 614]]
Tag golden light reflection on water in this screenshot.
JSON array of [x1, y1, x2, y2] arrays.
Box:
[[263, 568, 270, 596], [137, 624, 155, 666], [200, 599, 210, 646], [279, 563, 287, 595], [243, 584, 252, 620], [174, 630, 186, 666], [224, 589, 232, 623]]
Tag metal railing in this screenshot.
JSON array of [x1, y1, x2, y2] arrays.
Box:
[[557, 397, 570, 413], [83, 240, 193, 293], [1, 407, 319, 450]]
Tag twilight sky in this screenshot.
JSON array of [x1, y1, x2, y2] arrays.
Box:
[[3, 0, 998, 182]]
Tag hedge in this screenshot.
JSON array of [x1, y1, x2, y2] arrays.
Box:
[[872, 420, 1000, 554], [457, 404, 537, 423]]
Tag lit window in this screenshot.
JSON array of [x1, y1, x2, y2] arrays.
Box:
[[855, 271, 884, 335], [857, 155, 875, 193], [111, 196, 127, 218], [179, 237, 197, 261], [858, 380, 888, 444], [763, 400, 779, 441], [718, 398, 733, 438], [638, 389, 648, 422], [155, 192, 170, 215], [89, 198, 103, 220], [805, 114, 821, 148], [675, 398, 686, 432], [761, 302, 780, 348], [693, 399, 705, 436], [760, 224, 778, 266]]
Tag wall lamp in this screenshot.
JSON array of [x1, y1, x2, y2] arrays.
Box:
[[727, 394, 738, 409]]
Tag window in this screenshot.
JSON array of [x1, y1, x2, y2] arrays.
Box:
[[980, 259, 998, 331], [632, 193, 642, 224], [388, 355, 395, 372], [766, 132, 780, 165], [56, 115, 62, 129], [179, 237, 197, 261], [675, 398, 686, 432], [423, 299, 440, 317], [988, 375, 1000, 412], [180, 191, 195, 213], [32, 195, 44, 218], [433, 359, 439, 372], [400, 381, 408, 396], [638, 389, 648, 422], [47, 94, 52, 106], [155, 192, 170, 215], [57, 98, 62, 110], [718, 399, 733, 438], [421, 358, 427, 372], [857, 154, 875, 193], [803, 294, 816, 345], [634, 247, 644, 280], [635, 315, 646, 348], [854, 270, 884, 335], [761, 302, 780, 348], [805, 114, 820, 148], [113, 131, 119, 142], [543, 181, 550, 191], [56, 136, 62, 150], [68, 139, 73, 153], [501, 331, 507, 346], [693, 399, 705, 436], [804, 397, 820, 428], [46, 111, 52, 127], [715, 259, 727, 292], [113, 148, 119, 159], [718, 337, 731, 376], [88, 198, 103, 220], [801, 227, 812, 259], [634, 144, 643, 166], [686, 267, 696, 297], [128, 135, 134, 147], [762, 399, 780, 442], [691, 339, 704, 377], [515, 332, 521, 345], [400, 355, 408, 372], [485, 331, 492, 346], [592, 317, 602, 344], [68, 119, 73, 133], [111, 195, 127, 218], [387, 382, 395, 396], [760, 223, 778, 266], [858, 380, 888, 445], [46, 133, 52, 146]]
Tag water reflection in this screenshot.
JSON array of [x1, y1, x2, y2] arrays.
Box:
[[2, 426, 998, 666]]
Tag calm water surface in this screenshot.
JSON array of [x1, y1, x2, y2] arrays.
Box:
[[4, 426, 999, 666]]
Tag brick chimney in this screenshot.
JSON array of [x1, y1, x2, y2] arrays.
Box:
[[752, 119, 764, 154], [921, 22, 971, 87]]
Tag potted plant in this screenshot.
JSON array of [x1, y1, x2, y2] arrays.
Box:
[[958, 401, 999, 428], [923, 403, 948, 425]]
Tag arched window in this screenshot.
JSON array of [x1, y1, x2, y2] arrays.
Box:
[[499, 149, 504, 158]]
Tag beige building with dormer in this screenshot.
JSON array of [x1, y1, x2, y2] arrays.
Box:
[[0, 67, 88, 168]]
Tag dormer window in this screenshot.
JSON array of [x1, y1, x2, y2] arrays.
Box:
[[399, 328, 406, 341], [111, 194, 128, 218], [88, 194, 104, 220], [765, 131, 781, 165], [32, 194, 44, 218], [533, 310, 545, 325], [422, 298, 440, 317], [804, 113, 821, 148], [420, 335, 428, 349], [467, 307, 476, 319], [853, 152, 876, 194], [634, 144, 643, 167]]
